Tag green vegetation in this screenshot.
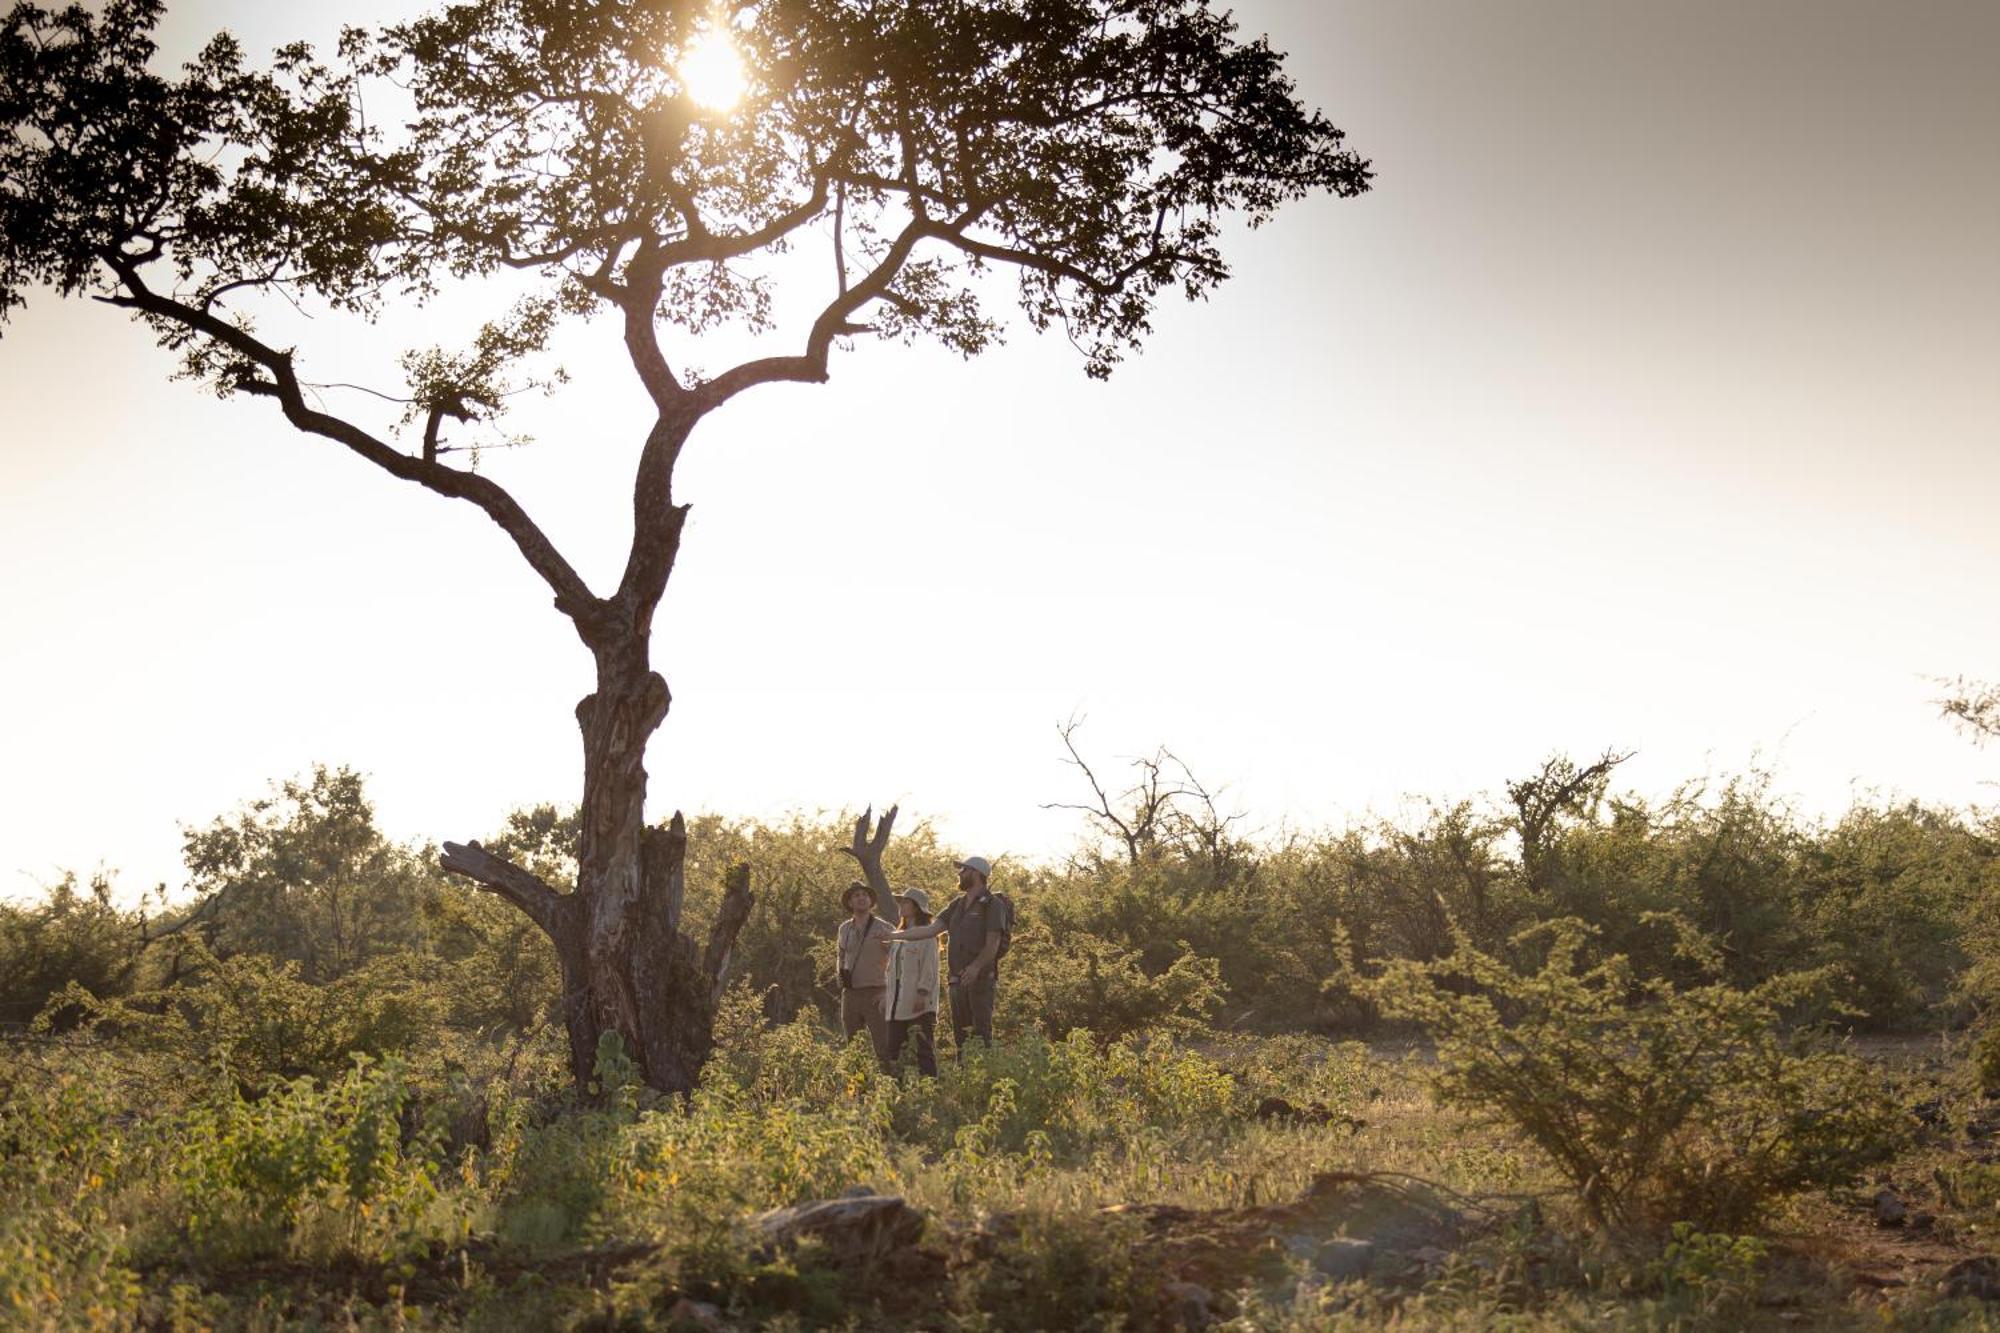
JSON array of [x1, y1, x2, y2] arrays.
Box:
[[5, 756, 2000, 1327], [1365, 918, 1905, 1230]]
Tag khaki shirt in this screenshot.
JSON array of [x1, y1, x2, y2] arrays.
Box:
[[837, 913, 892, 988]]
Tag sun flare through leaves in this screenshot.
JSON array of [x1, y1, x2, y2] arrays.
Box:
[[677, 26, 747, 113]]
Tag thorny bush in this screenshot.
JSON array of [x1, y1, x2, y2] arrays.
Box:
[[1364, 916, 1906, 1231]]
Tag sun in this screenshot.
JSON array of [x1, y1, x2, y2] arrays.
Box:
[[679, 28, 748, 114]]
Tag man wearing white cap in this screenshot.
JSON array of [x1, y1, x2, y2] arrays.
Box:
[[890, 855, 1013, 1053]]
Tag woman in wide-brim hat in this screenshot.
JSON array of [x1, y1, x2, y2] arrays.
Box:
[[882, 887, 940, 1077]]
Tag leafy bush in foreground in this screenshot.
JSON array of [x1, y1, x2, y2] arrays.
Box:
[[175, 1055, 473, 1264], [0, 1056, 147, 1327], [708, 1003, 1239, 1165], [1366, 917, 1906, 1231]]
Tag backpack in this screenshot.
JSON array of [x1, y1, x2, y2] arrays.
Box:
[[992, 892, 1015, 959]]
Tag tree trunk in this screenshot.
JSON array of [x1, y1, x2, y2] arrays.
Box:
[[442, 628, 752, 1097]]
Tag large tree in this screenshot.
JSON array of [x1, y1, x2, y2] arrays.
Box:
[[0, 0, 1370, 1092]]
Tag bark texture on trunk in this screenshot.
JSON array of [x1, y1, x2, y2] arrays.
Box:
[[442, 631, 752, 1096], [434, 388, 743, 1095]]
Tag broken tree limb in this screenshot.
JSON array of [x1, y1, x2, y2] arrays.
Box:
[[700, 863, 754, 1005], [441, 840, 567, 936], [644, 814, 689, 935], [842, 804, 898, 904]]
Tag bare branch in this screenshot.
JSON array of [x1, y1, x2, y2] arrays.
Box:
[[690, 202, 1218, 413], [1159, 746, 1251, 880], [934, 222, 1220, 297], [841, 804, 898, 905], [100, 253, 606, 630], [692, 217, 931, 410], [302, 380, 416, 405], [441, 839, 568, 936], [614, 415, 694, 615], [421, 401, 450, 462], [1043, 716, 1144, 866], [197, 267, 286, 312]]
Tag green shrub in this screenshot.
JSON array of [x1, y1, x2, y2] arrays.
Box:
[[1366, 917, 1905, 1231], [46, 943, 446, 1087], [0, 1215, 141, 1330], [607, 1092, 890, 1263], [1002, 934, 1224, 1040], [1933, 1161, 2000, 1213], [489, 1102, 626, 1252], [0, 873, 146, 1031], [949, 1207, 1162, 1332], [711, 1013, 1239, 1171], [0, 1056, 147, 1327], [1798, 803, 1983, 1027], [1226, 1032, 1375, 1112], [710, 992, 1236, 1150], [174, 1055, 467, 1262], [1651, 1223, 1766, 1317], [703, 1002, 876, 1110]]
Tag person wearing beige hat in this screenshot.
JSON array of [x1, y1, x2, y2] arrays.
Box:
[[835, 880, 893, 1066], [882, 887, 940, 1076], [890, 855, 1013, 1053]]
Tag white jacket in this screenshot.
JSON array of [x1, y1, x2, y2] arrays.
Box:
[[884, 938, 940, 1020]]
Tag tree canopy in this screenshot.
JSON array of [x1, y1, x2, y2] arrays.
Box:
[[2, 0, 1370, 435], [2, 0, 1370, 1093]]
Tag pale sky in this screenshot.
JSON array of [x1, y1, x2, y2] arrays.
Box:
[[3, 1, 1998, 900]]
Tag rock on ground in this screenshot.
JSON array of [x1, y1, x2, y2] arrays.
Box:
[[1313, 1237, 1376, 1280], [753, 1193, 925, 1265], [1941, 1255, 2000, 1301]]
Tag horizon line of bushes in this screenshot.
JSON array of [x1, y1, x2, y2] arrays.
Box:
[[3, 751, 1996, 1077]]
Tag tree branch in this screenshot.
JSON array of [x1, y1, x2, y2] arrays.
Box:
[[934, 222, 1216, 297], [614, 239, 686, 412], [441, 839, 568, 936], [841, 804, 898, 905], [689, 200, 1218, 413], [1043, 716, 1144, 865], [692, 218, 931, 410], [422, 400, 449, 462], [644, 813, 688, 937], [100, 253, 607, 631], [614, 419, 693, 620], [699, 862, 754, 1005], [665, 168, 835, 267]]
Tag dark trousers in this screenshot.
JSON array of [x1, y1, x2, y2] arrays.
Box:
[[948, 970, 998, 1054], [884, 1011, 938, 1076], [841, 985, 890, 1067]]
